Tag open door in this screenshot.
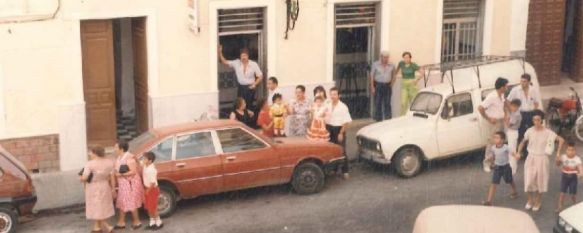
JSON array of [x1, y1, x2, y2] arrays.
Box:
[[132, 17, 149, 134]]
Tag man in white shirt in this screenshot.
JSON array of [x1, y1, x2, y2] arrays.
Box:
[[479, 77, 509, 163], [219, 46, 264, 110], [267, 77, 281, 106], [325, 87, 352, 178], [507, 74, 541, 145]]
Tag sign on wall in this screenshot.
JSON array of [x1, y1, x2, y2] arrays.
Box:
[[188, 0, 200, 34]]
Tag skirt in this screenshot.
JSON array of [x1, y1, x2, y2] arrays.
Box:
[[144, 186, 160, 213], [524, 154, 549, 193]]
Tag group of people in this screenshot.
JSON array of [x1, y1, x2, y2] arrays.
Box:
[[480, 75, 583, 213], [80, 141, 163, 233]]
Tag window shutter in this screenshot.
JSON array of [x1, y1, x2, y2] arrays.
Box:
[[335, 3, 376, 28]]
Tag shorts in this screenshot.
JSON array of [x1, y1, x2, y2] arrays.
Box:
[[492, 164, 513, 184], [144, 186, 160, 214], [560, 173, 578, 195]]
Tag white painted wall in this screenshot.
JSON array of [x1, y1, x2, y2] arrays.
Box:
[[510, 0, 530, 53]]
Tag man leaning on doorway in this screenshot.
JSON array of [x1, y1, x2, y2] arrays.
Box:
[[219, 45, 264, 111]]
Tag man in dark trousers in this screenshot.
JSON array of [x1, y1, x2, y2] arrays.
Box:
[[369, 51, 396, 121], [325, 87, 352, 179], [219, 45, 264, 110]]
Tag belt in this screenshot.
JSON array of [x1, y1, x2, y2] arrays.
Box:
[[374, 81, 390, 84], [274, 114, 284, 117]]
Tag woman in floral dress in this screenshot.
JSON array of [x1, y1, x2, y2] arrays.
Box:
[[287, 85, 312, 137], [114, 140, 144, 230], [81, 147, 115, 233]]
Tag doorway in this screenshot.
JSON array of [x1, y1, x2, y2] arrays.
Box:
[[217, 8, 267, 119], [81, 17, 149, 148], [562, 0, 577, 75]]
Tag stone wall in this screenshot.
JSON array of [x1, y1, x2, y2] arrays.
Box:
[[0, 134, 60, 173]]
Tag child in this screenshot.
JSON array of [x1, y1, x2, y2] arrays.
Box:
[[270, 93, 287, 137], [256, 98, 274, 138], [483, 131, 519, 206], [556, 141, 583, 212], [306, 96, 330, 141], [142, 152, 163, 230], [506, 99, 522, 175]]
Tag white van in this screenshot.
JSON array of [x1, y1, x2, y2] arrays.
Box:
[[356, 57, 541, 177]]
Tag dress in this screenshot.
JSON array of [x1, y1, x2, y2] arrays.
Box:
[[257, 110, 274, 137], [307, 105, 330, 141], [288, 99, 312, 137], [270, 103, 287, 130], [523, 127, 557, 193], [115, 153, 145, 212], [83, 158, 115, 220]]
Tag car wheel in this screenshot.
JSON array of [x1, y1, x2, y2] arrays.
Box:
[[158, 186, 177, 218], [0, 206, 17, 233], [291, 162, 325, 195], [393, 147, 422, 178]]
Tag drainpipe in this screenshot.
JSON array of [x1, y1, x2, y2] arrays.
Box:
[[0, 0, 60, 24]]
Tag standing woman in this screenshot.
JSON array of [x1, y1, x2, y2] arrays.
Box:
[[287, 85, 312, 137], [517, 110, 565, 212], [114, 140, 144, 230], [396, 52, 424, 116], [81, 147, 116, 233], [230, 97, 256, 128]]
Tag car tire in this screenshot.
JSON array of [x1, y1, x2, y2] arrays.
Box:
[[158, 186, 177, 218], [393, 147, 423, 178], [0, 206, 18, 233], [291, 162, 325, 195]]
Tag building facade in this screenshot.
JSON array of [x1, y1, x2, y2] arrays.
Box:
[[0, 0, 529, 173]]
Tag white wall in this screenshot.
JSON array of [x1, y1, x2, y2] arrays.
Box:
[[510, 0, 530, 54]]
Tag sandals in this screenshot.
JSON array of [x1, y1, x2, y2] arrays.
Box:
[[482, 200, 492, 206], [532, 204, 542, 212], [113, 225, 126, 230], [525, 202, 533, 210], [131, 224, 143, 230]]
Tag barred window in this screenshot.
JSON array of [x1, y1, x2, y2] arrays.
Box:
[[441, 0, 483, 62]]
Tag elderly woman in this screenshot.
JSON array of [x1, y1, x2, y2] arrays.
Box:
[[230, 97, 256, 128], [517, 110, 564, 212], [81, 147, 115, 233], [287, 85, 312, 137], [395, 52, 424, 116]]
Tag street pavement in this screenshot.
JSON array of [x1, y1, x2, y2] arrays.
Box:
[[19, 147, 574, 233]]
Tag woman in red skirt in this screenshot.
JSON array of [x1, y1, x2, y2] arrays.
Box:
[[142, 152, 163, 230]]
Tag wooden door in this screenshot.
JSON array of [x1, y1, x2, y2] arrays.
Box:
[[132, 17, 149, 134], [81, 20, 117, 147]]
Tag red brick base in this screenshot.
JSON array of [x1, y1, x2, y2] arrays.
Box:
[[0, 134, 60, 173]]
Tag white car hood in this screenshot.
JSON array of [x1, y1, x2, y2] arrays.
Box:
[[560, 202, 583, 230], [357, 115, 433, 140]]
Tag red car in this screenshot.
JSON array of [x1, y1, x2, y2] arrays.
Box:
[[0, 146, 36, 233], [129, 120, 346, 217]]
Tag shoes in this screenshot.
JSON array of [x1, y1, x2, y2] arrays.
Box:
[[482, 200, 492, 206], [532, 204, 541, 212], [525, 203, 532, 210]]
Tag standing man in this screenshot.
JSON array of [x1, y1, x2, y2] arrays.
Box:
[[507, 74, 541, 147], [326, 87, 352, 178], [479, 78, 509, 170], [267, 77, 281, 106], [219, 46, 264, 110], [370, 51, 396, 121]]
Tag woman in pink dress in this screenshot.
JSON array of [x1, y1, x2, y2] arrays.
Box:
[[81, 147, 115, 233], [114, 140, 144, 230]]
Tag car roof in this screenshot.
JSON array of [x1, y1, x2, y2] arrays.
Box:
[[150, 120, 245, 138], [412, 205, 540, 233]]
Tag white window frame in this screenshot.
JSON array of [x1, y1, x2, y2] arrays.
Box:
[[440, 0, 486, 62]]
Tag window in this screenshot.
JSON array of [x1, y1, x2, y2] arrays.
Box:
[[175, 132, 216, 160], [442, 93, 473, 119], [410, 92, 443, 114], [217, 128, 267, 153], [149, 137, 173, 162], [442, 0, 483, 62]]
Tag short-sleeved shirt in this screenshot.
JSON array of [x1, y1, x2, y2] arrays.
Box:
[[491, 144, 510, 166], [560, 155, 582, 174], [508, 111, 522, 130], [398, 61, 420, 79], [325, 101, 352, 126], [523, 128, 557, 156], [371, 61, 395, 83], [507, 86, 541, 112], [142, 164, 158, 188], [480, 91, 506, 119], [228, 59, 263, 85], [257, 110, 274, 137]]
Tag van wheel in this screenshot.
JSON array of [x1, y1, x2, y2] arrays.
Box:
[[291, 162, 325, 195], [393, 147, 422, 178], [158, 186, 177, 218], [0, 206, 17, 233]]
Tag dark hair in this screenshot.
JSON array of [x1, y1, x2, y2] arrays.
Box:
[[257, 98, 268, 109], [239, 48, 250, 55], [494, 131, 506, 140], [329, 87, 339, 93], [272, 93, 282, 103], [117, 140, 129, 152], [567, 141, 576, 148], [91, 146, 105, 157], [144, 151, 156, 162], [268, 77, 278, 85], [510, 99, 522, 107], [314, 96, 324, 102], [296, 85, 306, 93], [521, 73, 531, 82], [495, 77, 509, 90], [234, 97, 246, 110], [402, 51, 412, 58], [313, 85, 327, 99], [533, 109, 545, 120]]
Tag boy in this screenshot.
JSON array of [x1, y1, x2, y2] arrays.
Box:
[[483, 131, 519, 206], [556, 141, 583, 212], [143, 152, 163, 230], [506, 99, 522, 175]]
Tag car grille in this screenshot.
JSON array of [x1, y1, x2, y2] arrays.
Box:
[[357, 136, 381, 152]]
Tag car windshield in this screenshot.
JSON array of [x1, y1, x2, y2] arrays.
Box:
[[129, 131, 156, 153], [410, 92, 443, 115]]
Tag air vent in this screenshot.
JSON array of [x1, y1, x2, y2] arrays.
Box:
[[218, 8, 264, 33], [335, 3, 376, 28]]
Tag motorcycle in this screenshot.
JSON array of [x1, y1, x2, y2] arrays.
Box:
[[545, 87, 583, 141]]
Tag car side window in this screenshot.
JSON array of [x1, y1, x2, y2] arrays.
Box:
[[443, 93, 473, 119], [149, 137, 173, 162], [217, 128, 267, 153], [175, 132, 216, 160]]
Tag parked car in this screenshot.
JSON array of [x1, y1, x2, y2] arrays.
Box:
[[412, 205, 540, 233], [129, 120, 346, 217], [0, 146, 37, 233], [554, 202, 583, 233], [357, 57, 541, 177]]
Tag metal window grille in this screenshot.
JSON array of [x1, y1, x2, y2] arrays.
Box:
[[335, 3, 376, 28], [218, 8, 264, 34], [442, 0, 482, 62]]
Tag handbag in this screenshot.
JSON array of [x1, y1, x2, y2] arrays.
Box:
[[119, 164, 130, 174], [78, 168, 93, 183]]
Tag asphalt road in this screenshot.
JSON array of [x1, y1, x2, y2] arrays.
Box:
[[19, 149, 572, 233]]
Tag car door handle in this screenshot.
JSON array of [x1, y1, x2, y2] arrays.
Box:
[[226, 156, 237, 161], [175, 162, 186, 168]]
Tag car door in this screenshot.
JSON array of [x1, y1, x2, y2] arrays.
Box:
[[216, 127, 280, 191], [436, 92, 482, 155]]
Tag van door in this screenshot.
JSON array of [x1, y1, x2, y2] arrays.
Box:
[[436, 92, 482, 155]]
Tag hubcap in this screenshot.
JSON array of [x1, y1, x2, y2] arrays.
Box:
[[401, 152, 419, 175], [0, 212, 12, 233], [300, 170, 317, 189], [158, 192, 171, 215]]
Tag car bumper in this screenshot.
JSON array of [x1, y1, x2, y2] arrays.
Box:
[[359, 149, 391, 165], [14, 195, 37, 215], [325, 157, 348, 175]]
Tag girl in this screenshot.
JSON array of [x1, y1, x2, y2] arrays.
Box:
[[306, 96, 330, 141], [270, 94, 287, 137]]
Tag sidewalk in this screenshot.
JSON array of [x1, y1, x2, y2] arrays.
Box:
[[540, 77, 583, 100]]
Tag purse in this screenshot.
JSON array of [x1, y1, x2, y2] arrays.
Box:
[[78, 168, 93, 183], [119, 164, 130, 174]]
